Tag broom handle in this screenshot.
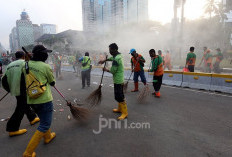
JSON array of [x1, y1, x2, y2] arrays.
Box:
[[22, 47, 29, 55], [126, 57, 141, 83], [53, 86, 69, 103], [0, 92, 9, 102], [100, 55, 108, 85]]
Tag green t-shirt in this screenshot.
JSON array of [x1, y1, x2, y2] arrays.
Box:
[[2, 59, 25, 96], [23, 60, 55, 104], [149, 55, 163, 72], [186, 52, 196, 61], [108, 53, 124, 84], [205, 53, 213, 60]]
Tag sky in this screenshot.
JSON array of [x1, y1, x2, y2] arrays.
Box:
[[0, 0, 217, 49]]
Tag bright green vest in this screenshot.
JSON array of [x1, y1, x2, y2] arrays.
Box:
[[81, 56, 91, 71]]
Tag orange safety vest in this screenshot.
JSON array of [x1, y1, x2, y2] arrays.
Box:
[[153, 56, 164, 76], [131, 54, 143, 72]]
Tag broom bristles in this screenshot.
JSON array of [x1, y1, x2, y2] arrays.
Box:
[[85, 85, 102, 107], [69, 104, 90, 121], [123, 82, 128, 93], [137, 85, 150, 103]]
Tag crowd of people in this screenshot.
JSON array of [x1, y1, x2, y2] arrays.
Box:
[[0, 43, 231, 156]]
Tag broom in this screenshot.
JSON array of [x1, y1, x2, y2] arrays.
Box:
[[85, 55, 108, 107], [137, 61, 152, 103], [123, 57, 141, 93], [0, 92, 9, 101], [54, 86, 89, 121], [22, 47, 31, 61]]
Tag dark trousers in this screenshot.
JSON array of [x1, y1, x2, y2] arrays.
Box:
[[81, 69, 91, 87], [213, 62, 221, 73], [133, 71, 147, 84], [56, 65, 61, 78], [6, 95, 36, 132], [31, 101, 53, 133], [153, 75, 163, 92], [114, 84, 125, 103], [188, 65, 195, 72]]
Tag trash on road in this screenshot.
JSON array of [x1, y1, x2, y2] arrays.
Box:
[[1, 117, 10, 122], [59, 109, 64, 112]]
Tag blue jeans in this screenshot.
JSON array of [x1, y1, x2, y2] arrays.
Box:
[[133, 71, 147, 83], [31, 101, 53, 133]]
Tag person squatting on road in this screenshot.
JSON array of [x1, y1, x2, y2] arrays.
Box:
[[186, 47, 196, 72], [148, 49, 164, 98], [129, 48, 147, 92], [1, 51, 40, 137], [79, 52, 91, 89], [23, 45, 56, 157], [99, 43, 128, 120]]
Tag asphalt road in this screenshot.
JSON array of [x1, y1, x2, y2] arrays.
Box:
[[0, 71, 232, 157]]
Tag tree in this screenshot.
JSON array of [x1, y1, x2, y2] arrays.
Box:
[[204, 0, 218, 19]]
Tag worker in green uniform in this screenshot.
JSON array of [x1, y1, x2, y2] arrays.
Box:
[[79, 52, 91, 89], [213, 48, 223, 73], [1, 51, 39, 137], [23, 45, 56, 157], [148, 49, 164, 98], [185, 47, 196, 72], [99, 43, 128, 120]]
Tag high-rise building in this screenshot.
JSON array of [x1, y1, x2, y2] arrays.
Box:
[[9, 27, 19, 52], [82, 0, 97, 32], [16, 11, 34, 48], [127, 0, 148, 23], [33, 24, 43, 41], [82, 0, 148, 32], [41, 24, 57, 34]]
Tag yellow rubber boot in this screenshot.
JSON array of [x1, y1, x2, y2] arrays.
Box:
[[118, 101, 128, 120], [23, 130, 45, 157], [30, 117, 40, 125], [44, 129, 56, 144], [113, 103, 121, 113], [9, 129, 27, 137]]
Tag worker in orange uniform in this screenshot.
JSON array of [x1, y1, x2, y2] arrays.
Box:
[[129, 48, 147, 92], [148, 49, 164, 98], [204, 49, 213, 73], [164, 50, 172, 70]]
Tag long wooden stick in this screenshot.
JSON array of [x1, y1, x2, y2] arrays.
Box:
[[99, 55, 108, 86], [0, 92, 9, 102]]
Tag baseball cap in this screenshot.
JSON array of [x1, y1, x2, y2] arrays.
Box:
[[32, 45, 52, 54], [129, 48, 136, 54]]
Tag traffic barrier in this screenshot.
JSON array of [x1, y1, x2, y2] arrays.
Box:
[[162, 71, 183, 86], [124, 67, 132, 80], [182, 72, 212, 90], [59, 64, 232, 94], [210, 74, 232, 94]]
